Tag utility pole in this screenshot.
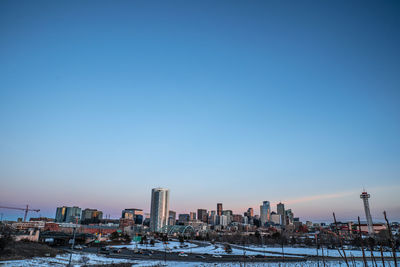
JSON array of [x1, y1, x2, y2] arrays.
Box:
[[164, 243, 167, 264], [262, 234, 265, 257], [316, 233, 320, 267], [281, 226, 285, 263], [68, 218, 78, 267]]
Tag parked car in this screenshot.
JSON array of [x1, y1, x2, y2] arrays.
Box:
[[212, 254, 222, 258], [178, 253, 188, 257]]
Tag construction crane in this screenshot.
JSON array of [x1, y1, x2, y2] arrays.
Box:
[[0, 204, 40, 222]]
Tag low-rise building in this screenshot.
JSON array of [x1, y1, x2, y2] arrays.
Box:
[[14, 229, 40, 242], [352, 222, 387, 234], [12, 221, 45, 231], [119, 218, 135, 228]]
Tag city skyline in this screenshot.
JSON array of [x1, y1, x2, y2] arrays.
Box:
[[1, 1, 400, 222], [0, 186, 398, 223]]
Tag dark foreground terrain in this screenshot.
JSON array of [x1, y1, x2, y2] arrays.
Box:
[[0, 241, 60, 261]]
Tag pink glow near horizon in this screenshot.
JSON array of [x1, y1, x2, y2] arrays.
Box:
[[2, 186, 399, 221]]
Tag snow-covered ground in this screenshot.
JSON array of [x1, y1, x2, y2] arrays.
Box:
[[1, 257, 394, 267], [113, 240, 398, 258], [0, 253, 135, 267], [112, 240, 301, 257], [240, 244, 399, 258], [4, 242, 395, 266], [122, 260, 393, 267], [113, 240, 196, 251]]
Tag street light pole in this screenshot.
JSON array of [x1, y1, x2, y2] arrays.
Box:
[[68, 218, 78, 267], [262, 234, 265, 257], [164, 243, 167, 265]]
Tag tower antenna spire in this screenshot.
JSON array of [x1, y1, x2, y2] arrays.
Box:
[[360, 191, 374, 235]]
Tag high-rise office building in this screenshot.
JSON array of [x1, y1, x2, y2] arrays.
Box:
[[223, 210, 233, 216], [260, 201, 271, 226], [55, 206, 81, 223], [208, 210, 217, 225], [82, 208, 103, 223], [285, 209, 294, 225], [168, 210, 176, 226], [189, 212, 196, 221], [270, 212, 281, 225], [197, 209, 208, 223], [178, 214, 190, 224], [247, 208, 254, 218], [122, 208, 143, 224], [66, 206, 81, 223], [232, 214, 243, 223], [222, 210, 233, 225], [217, 203, 223, 216], [277, 202, 285, 225], [150, 188, 169, 232], [219, 215, 228, 227], [55, 206, 67, 223]]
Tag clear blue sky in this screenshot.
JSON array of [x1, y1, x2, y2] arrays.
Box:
[[1, 0, 399, 222]]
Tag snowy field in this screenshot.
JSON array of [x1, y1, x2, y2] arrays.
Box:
[[2, 242, 396, 266], [113, 241, 398, 258], [139, 261, 396, 267], [0, 256, 394, 267], [123, 260, 395, 267], [239, 244, 400, 258], [112, 240, 301, 257], [112, 240, 197, 251]]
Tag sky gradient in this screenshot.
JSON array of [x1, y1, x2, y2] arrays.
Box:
[[1, 0, 400, 222]]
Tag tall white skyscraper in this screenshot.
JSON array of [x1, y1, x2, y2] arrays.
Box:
[[260, 201, 271, 226], [150, 188, 169, 232]]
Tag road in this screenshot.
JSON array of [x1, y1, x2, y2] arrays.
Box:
[[68, 245, 307, 263]]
